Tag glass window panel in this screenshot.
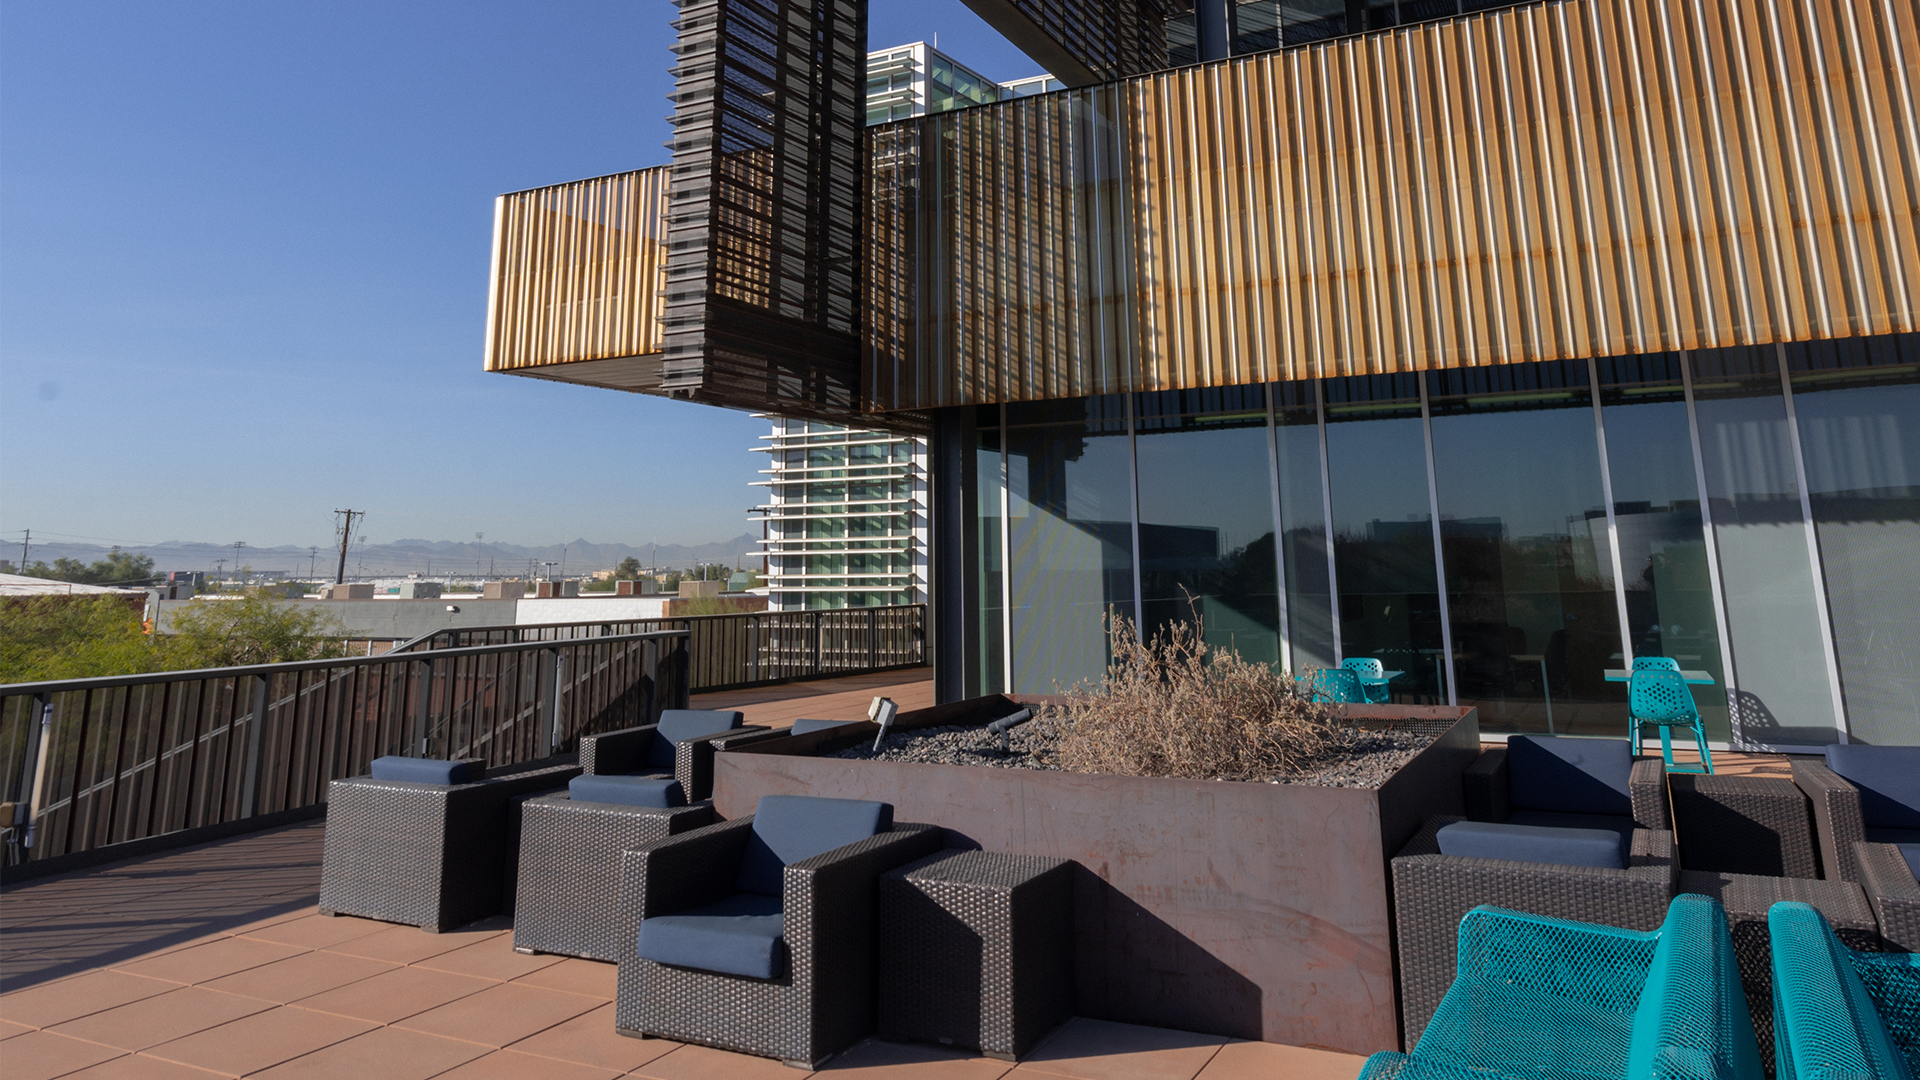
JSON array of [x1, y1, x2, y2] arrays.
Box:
[[1323, 374, 1445, 699], [1690, 346, 1839, 746], [1786, 334, 1920, 743], [976, 425, 1005, 695], [1274, 380, 1334, 672], [1006, 395, 1135, 694], [1134, 386, 1279, 666], [1427, 361, 1623, 737], [1595, 353, 1731, 742]]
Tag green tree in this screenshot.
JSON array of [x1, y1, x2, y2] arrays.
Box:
[[166, 593, 350, 668], [15, 548, 156, 586], [614, 556, 643, 579], [0, 596, 164, 683]]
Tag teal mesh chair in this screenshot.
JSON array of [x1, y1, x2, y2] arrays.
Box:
[[1343, 658, 1392, 704], [1359, 894, 1762, 1080], [1632, 656, 1681, 673], [1629, 667, 1713, 775], [1301, 668, 1364, 704], [1770, 901, 1920, 1077]]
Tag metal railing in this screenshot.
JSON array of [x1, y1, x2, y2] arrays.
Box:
[[0, 630, 689, 867], [393, 604, 926, 691]]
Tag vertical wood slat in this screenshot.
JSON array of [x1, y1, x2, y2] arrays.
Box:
[[863, 0, 1920, 411]]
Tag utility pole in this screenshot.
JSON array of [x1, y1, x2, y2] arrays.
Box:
[[333, 509, 364, 584], [309, 548, 318, 579], [233, 542, 246, 585], [18, 528, 29, 569]]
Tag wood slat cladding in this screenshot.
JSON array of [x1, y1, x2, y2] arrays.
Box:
[[864, 0, 1920, 412], [484, 168, 671, 388]]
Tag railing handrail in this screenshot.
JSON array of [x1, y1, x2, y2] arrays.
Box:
[[0, 629, 691, 698], [389, 603, 927, 653]]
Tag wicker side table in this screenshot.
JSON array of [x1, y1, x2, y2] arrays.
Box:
[[878, 850, 1074, 1061], [1679, 869, 1879, 1075], [1671, 773, 1818, 878], [512, 793, 715, 961]]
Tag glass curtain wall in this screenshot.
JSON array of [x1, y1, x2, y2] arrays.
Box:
[[1274, 380, 1335, 672], [1786, 335, 1920, 743], [1594, 354, 1731, 741], [1134, 387, 1280, 665], [1322, 374, 1447, 702], [1006, 396, 1136, 694], [975, 409, 1006, 695], [1690, 346, 1842, 745], [1426, 361, 1623, 735]]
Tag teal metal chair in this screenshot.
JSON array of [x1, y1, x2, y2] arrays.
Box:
[[1358, 894, 1761, 1080], [1631, 656, 1681, 673], [1342, 657, 1392, 703], [1629, 667, 1713, 775], [1301, 668, 1364, 704], [1770, 901, 1920, 1077]]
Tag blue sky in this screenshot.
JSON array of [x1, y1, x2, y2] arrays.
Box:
[[0, 1, 1038, 551]]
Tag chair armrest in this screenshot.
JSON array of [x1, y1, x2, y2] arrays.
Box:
[[615, 815, 755, 963], [1462, 749, 1508, 822], [581, 724, 660, 775], [1856, 841, 1920, 952], [674, 725, 770, 802], [1793, 759, 1865, 882], [1629, 757, 1670, 831]]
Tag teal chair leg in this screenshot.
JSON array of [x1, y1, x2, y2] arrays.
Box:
[[1658, 720, 1714, 774], [1694, 719, 1714, 774]]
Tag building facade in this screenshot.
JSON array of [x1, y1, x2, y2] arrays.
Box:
[[486, 0, 1919, 747]]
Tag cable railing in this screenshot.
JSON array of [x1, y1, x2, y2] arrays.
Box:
[[392, 604, 927, 691], [0, 629, 689, 868]]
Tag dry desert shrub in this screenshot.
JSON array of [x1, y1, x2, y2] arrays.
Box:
[[1052, 613, 1338, 782]]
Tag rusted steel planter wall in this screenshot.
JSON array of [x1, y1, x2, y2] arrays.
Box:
[[713, 702, 1478, 1055]]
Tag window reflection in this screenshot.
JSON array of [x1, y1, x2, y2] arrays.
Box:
[[1274, 380, 1334, 672], [1427, 361, 1623, 736], [1135, 387, 1279, 666]]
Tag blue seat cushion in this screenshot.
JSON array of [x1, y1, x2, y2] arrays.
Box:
[[1437, 820, 1627, 870], [736, 795, 893, 897], [368, 756, 480, 785], [569, 774, 684, 808], [1827, 744, 1920, 831], [636, 893, 785, 979], [1507, 735, 1634, 818], [789, 718, 852, 736], [647, 709, 746, 770], [1506, 810, 1636, 848]]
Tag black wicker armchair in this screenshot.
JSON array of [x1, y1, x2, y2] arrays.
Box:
[[579, 708, 759, 802], [1857, 840, 1920, 952], [1392, 736, 1677, 1048], [1794, 745, 1920, 885], [318, 756, 580, 932], [613, 795, 942, 1068]]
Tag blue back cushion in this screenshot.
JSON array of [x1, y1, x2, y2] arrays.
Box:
[[569, 774, 685, 808], [1437, 820, 1627, 870], [735, 795, 893, 897], [789, 718, 851, 736], [635, 893, 785, 979], [1827, 744, 1920, 830], [1508, 736, 1633, 818], [647, 709, 745, 770], [369, 756, 480, 785]]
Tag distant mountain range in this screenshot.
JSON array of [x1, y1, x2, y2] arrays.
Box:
[[7, 536, 766, 579]]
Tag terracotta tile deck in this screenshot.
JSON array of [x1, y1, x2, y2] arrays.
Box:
[[0, 670, 1362, 1080]]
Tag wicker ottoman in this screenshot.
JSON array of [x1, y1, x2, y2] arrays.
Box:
[[878, 850, 1074, 1061], [1671, 774, 1818, 878], [512, 793, 715, 961], [1679, 869, 1879, 1075]]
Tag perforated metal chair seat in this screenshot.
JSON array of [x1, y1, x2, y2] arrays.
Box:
[[1629, 667, 1713, 775], [1360, 894, 1762, 1080], [1342, 657, 1392, 703], [1302, 667, 1364, 704], [1771, 901, 1920, 1076]]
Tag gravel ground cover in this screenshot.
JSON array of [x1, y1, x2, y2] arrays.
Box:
[[825, 711, 1442, 788]]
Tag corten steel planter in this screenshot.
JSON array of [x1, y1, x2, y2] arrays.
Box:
[[711, 696, 1479, 1055]]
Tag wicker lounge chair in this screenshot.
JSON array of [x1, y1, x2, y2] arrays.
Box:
[[613, 795, 942, 1068], [1392, 736, 1675, 1047], [1794, 744, 1920, 884], [318, 756, 580, 932], [1857, 839, 1920, 953], [1770, 901, 1920, 1076], [579, 708, 759, 801], [511, 775, 717, 960], [1360, 895, 1762, 1080], [1668, 772, 1818, 878]]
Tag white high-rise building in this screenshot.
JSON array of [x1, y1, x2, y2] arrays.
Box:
[[751, 44, 1057, 612]]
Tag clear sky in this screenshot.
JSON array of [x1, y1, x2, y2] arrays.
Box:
[[0, 0, 1040, 551]]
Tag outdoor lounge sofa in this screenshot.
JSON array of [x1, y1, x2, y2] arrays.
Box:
[[1391, 736, 1676, 1046], [1770, 900, 1920, 1075], [1794, 743, 1920, 885], [579, 708, 756, 802], [318, 755, 580, 932], [1359, 894, 1762, 1080], [613, 794, 942, 1068], [1857, 839, 1920, 952]]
